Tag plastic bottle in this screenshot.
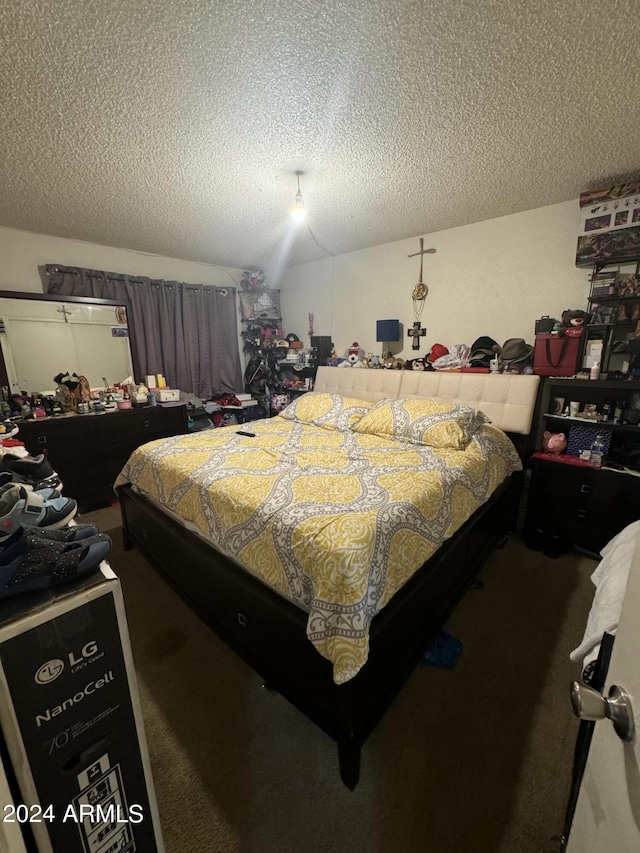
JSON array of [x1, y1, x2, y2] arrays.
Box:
[[590, 361, 600, 380], [589, 433, 605, 468]]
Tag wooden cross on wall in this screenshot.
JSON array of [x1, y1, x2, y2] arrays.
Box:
[[408, 321, 426, 350]]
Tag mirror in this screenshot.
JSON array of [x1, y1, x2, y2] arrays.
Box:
[[0, 293, 134, 394]]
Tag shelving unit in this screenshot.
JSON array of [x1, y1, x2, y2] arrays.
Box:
[[239, 288, 318, 415], [526, 375, 640, 553], [586, 256, 640, 375]]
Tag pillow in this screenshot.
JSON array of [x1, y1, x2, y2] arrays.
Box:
[[278, 393, 374, 431], [352, 398, 490, 449]]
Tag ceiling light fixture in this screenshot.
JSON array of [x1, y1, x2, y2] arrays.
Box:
[[291, 170, 307, 223]]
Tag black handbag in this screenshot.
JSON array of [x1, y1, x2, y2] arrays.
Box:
[[535, 316, 557, 334]]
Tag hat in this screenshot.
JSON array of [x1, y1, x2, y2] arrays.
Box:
[[275, 339, 289, 348], [432, 343, 471, 371], [428, 343, 449, 363], [469, 336, 500, 367], [286, 332, 304, 350], [500, 338, 534, 364]]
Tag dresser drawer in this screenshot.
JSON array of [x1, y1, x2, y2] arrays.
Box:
[[18, 405, 188, 510]]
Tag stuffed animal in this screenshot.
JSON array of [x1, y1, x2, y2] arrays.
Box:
[[339, 342, 365, 367], [542, 431, 567, 454], [383, 354, 404, 369], [411, 358, 426, 371], [369, 354, 382, 368], [559, 310, 588, 337]]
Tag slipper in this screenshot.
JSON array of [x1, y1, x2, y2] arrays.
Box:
[[439, 629, 463, 654], [0, 532, 112, 599], [422, 630, 464, 669]]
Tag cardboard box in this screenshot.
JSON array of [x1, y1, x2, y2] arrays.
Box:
[[156, 389, 180, 402], [0, 748, 28, 852], [0, 565, 164, 853]]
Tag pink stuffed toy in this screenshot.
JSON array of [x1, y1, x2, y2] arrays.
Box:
[[542, 431, 567, 454]]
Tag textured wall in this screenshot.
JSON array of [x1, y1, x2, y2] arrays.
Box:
[[0, 227, 241, 293], [277, 199, 590, 359]]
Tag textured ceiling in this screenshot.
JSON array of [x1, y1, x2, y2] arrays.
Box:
[[1, 0, 639, 271]]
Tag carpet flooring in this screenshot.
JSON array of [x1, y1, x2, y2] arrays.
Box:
[[85, 507, 597, 853]]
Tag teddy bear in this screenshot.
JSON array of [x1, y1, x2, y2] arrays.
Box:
[[558, 310, 589, 338], [338, 341, 365, 367], [542, 431, 567, 454]]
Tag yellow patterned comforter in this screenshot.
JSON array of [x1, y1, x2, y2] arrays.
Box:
[[115, 417, 521, 683]]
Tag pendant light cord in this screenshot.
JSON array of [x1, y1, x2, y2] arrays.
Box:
[[306, 220, 335, 258]]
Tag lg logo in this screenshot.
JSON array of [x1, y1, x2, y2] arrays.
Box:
[[34, 641, 100, 685], [35, 660, 65, 684]]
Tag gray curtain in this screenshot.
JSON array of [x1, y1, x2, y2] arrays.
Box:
[[46, 265, 243, 398]]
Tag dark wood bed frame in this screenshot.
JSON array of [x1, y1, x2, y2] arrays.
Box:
[[118, 466, 522, 789]]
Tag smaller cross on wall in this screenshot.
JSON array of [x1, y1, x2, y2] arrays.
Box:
[[408, 321, 426, 350]]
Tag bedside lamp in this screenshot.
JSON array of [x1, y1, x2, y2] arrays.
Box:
[[376, 319, 400, 360]]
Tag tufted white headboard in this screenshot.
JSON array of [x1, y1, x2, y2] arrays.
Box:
[[314, 366, 540, 435]]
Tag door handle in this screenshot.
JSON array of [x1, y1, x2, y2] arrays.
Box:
[[570, 681, 635, 742]]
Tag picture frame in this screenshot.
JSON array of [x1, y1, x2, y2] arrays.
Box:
[[576, 182, 640, 267]]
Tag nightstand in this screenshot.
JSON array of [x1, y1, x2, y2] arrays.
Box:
[[525, 452, 640, 554]]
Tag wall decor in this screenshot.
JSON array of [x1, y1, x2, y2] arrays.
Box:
[[407, 237, 435, 350], [576, 181, 640, 267]]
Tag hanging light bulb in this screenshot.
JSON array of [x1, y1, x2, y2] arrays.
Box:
[[291, 170, 306, 223]]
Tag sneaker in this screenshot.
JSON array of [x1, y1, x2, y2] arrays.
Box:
[[0, 486, 77, 538], [0, 454, 57, 482], [0, 529, 111, 599], [0, 470, 63, 491], [22, 522, 100, 542], [0, 420, 19, 439], [0, 482, 61, 501]]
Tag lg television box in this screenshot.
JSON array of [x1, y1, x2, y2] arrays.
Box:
[[0, 564, 164, 853], [0, 746, 28, 853]]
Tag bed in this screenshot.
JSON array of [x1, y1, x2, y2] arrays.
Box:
[[116, 366, 540, 787]]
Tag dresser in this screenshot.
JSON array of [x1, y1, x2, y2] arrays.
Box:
[[18, 404, 188, 511]]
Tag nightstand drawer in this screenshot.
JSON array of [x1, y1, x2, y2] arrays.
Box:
[[526, 457, 640, 552]]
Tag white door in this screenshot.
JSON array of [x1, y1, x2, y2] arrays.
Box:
[[567, 525, 640, 850]]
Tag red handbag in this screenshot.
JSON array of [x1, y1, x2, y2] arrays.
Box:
[[533, 333, 582, 376]]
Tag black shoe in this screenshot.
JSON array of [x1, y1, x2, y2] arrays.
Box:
[[0, 454, 57, 482], [0, 470, 62, 491]]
